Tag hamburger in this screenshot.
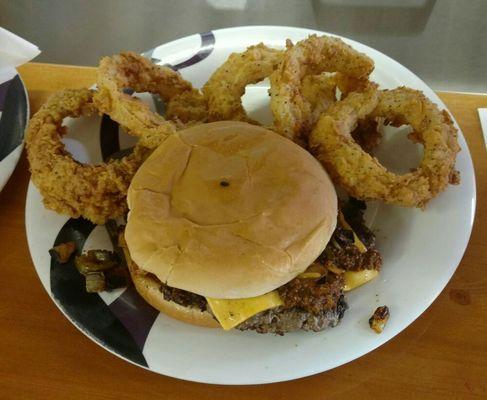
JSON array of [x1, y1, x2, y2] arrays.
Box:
[[121, 121, 381, 334]]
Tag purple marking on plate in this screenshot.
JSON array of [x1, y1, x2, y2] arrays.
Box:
[[109, 285, 159, 349], [171, 31, 215, 71], [143, 31, 215, 115], [0, 79, 12, 111]]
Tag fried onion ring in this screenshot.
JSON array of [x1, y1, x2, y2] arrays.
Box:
[[165, 90, 207, 124], [300, 74, 338, 131], [201, 43, 339, 132], [351, 117, 384, 153], [309, 86, 460, 207], [94, 52, 202, 149], [202, 44, 282, 123], [270, 35, 375, 142], [26, 89, 141, 224]]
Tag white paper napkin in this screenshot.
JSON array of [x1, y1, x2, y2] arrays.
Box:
[[0, 27, 40, 191], [0, 26, 40, 83]]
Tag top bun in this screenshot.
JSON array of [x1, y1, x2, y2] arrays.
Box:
[[125, 121, 337, 299]]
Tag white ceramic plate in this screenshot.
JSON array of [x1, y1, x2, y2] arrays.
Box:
[[25, 26, 476, 385], [0, 67, 28, 191]]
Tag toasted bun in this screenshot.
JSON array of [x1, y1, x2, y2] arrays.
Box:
[[125, 121, 337, 299], [120, 234, 220, 328]]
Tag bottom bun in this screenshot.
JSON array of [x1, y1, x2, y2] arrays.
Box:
[[120, 234, 220, 329]]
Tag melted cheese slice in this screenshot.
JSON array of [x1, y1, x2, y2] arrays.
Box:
[[207, 268, 378, 330], [207, 291, 283, 330], [343, 269, 379, 291], [327, 263, 378, 291], [298, 272, 322, 279]]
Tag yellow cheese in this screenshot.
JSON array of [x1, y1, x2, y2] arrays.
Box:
[[298, 272, 322, 279], [343, 269, 379, 291], [206, 291, 283, 330], [338, 211, 367, 253], [327, 262, 379, 291], [326, 262, 343, 275]]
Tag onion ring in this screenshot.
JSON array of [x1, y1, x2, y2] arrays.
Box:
[[94, 52, 202, 149], [309, 86, 460, 207], [26, 89, 142, 224], [334, 72, 372, 98], [165, 90, 207, 124], [202, 44, 282, 123], [270, 35, 375, 142], [201, 43, 340, 132], [300, 74, 338, 131], [351, 117, 384, 153]]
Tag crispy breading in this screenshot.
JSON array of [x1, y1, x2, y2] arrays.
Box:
[[165, 90, 208, 124], [26, 89, 142, 224], [94, 52, 195, 149], [270, 34, 375, 142], [202, 44, 283, 123], [309, 86, 460, 207]]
